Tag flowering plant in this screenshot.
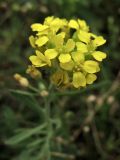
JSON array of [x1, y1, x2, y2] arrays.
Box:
[[7, 17, 107, 160]]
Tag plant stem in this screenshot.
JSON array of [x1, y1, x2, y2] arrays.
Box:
[[44, 95, 52, 160]]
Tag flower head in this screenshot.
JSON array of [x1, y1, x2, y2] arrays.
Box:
[[28, 16, 107, 89]]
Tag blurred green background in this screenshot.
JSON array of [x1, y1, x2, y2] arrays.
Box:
[[0, 0, 120, 160]]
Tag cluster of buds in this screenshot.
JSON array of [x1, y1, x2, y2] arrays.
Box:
[[29, 16, 106, 89]]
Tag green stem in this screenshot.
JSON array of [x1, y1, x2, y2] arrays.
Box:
[[44, 95, 52, 160], [28, 85, 40, 93]]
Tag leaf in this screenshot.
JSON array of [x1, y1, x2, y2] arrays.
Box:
[[10, 89, 36, 96], [6, 123, 47, 145], [10, 90, 44, 117], [27, 138, 45, 148]]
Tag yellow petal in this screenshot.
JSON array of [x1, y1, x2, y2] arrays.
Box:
[[35, 36, 49, 47], [36, 50, 46, 60], [60, 61, 74, 71], [92, 51, 107, 61], [78, 30, 90, 44], [44, 49, 58, 59], [29, 56, 46, 67], [83, 60, 100, 73], [78, 19, 89, 32], [52, 33, 64, 48], [68, 20, 79, 29], [36, 50, 51, 66], [76, 42, 88, 53], [72, 72, 86, 88], [86, 74, 97, 84], [31, 23, 48, 32], [44, 16, 54, 25], [71, 51, 85, 63], [59, 54, 71, 63], [93, 36, 106, 46], [65, 39, 75, 52], [36, 30, 48, 36], [29, 35, 36, 48], [51, 18, 63, 26], [50, 18, 67, 32]]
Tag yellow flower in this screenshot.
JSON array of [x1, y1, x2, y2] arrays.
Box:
[[58, 39, 75, 63], [44, 16, 68, 33], [29, 49, 58, 67], [28, 16, 107, 89], [51, 32, 65, 50], [68, 19, 89, 32], [50, 71, 69, 86], [72, 72, 86, 88]]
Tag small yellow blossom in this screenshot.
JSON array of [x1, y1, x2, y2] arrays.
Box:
[[29, 49, 58, 67], [51, 71, 69, 87], [68, 19, 89, 32], [28, 16, 107, 89], [72, 72, 86, 88]]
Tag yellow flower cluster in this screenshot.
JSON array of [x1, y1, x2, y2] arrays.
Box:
[[29, 16, 107, 88]]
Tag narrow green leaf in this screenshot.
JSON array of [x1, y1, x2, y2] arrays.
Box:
[[6, 123, 47, 145]]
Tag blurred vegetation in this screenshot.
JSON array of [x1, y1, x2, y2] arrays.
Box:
[[0, 0, 120, 160]]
